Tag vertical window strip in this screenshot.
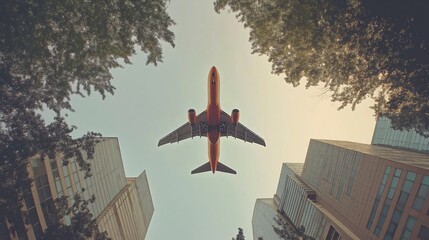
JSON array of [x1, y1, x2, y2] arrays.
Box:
[[336, 151, 352, 200], [330, 147, 341, 195], [412, 176, 429, 211], [327, 146, 334, 183], [400, 216, 416, 240], [374, 169, 402, 236], [321, 145, 329, 181], [367, 166, 391, 229], [346, 153, 362, 196], [383, 172, 416, 240]]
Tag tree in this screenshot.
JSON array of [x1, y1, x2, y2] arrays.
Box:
[[232, 227, 245, 240], [42, 193, 109, 240], [0, 0, 175, 238], [214, 0, 429, 136], [273, 215, 314, 240]]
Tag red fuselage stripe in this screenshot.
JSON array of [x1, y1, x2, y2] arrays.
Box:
[[207, 66, 220, 173]]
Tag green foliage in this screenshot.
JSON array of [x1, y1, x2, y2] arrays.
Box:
[[1, 0, 175, 113], [0, 0, 175, 237], [42, 193, 110, 240], [214, 0, 429, 136], [273, 216, 314, 240], [232, 227, 245, 240]]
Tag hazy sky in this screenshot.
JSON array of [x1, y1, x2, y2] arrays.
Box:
[[64, 1, 376, 239]]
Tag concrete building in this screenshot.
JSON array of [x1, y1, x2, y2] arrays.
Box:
[[97, 172, 154, 240], [252, 198, 283, 240], [253, 139, 429, 240], [303, 139, 429, 239], [1, 137, 153, 240]]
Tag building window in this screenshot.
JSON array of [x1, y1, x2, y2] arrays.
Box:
[[49, 158, 58, 170], [33, 222, 43, 240], [400, 216, 416, 240], [23, 186, 35, 209], [41, 199, 57, 225], [367, 166, 391, 229], [384, 172, 416, 239], [418, 226, 429, 239], [412, 176, 429, 211], [326, 226, 341, 240], [336, 151, 353, 200], [346, 153, 362, 196], [62, 164, 70, 177], [374, 168, 402, 236]]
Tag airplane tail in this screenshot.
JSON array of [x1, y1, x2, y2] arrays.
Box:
[[191, 162, 211, 174], [217, 162, 236, 174], [191, 162, 237, 174]]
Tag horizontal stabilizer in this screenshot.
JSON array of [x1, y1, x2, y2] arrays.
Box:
[[191, 162, 212, 174], [217, 162, 236, 174]]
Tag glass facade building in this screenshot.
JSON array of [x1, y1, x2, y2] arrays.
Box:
[[2, 137, 153, 240], [372, 116, 429, 152]]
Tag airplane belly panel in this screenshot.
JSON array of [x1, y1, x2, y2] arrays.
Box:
[[208, 130, 220, 144], [208, 140, 219, 171]]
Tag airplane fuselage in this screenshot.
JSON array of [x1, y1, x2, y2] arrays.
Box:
[[207, 66, 221, 173]]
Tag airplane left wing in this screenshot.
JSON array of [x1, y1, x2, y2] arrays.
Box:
[[158, 111, 208, 146], [220, 110, 266, 146]]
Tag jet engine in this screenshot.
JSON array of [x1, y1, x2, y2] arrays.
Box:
[[188, 109, 197, 125], [231, 109, 239, 125]]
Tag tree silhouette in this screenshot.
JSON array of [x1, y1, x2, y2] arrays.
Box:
[[1, 0, 175, 238], [42, 193, 109, 240], [214, 0, 429, 136], [273, 216, 314, 240], [232, 227, 245, 240]]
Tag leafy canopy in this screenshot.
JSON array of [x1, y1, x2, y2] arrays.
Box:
[[1, 0, 175, 238], [42, 194, 109, 240], [214, 0, 429, 136], [273, 215, 314, 240]]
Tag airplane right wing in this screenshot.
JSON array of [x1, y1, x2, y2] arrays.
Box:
[[158, 111, 208, 147], [220, 110, 266, 146]]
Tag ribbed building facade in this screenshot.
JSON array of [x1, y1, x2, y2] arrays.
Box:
[[303, 139, 429, 239], [96, 172, 154, 239], [253, 139, 429, 240], [252, 198, 283, 240], [1, 137, 153, 240]]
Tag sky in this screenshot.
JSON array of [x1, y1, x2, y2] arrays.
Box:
[[63, 1, 377, 239]]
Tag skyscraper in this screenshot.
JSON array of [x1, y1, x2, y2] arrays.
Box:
[[96, 172, 154, 239], [253, 121, 429, 239], [1, 137, 153, 240]]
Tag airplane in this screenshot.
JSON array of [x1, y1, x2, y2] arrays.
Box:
[[158, 66, 265, 174]]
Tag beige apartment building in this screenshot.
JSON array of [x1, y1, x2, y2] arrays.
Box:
[[1, 137, 153, 240], [253, 117, 429, 240]]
